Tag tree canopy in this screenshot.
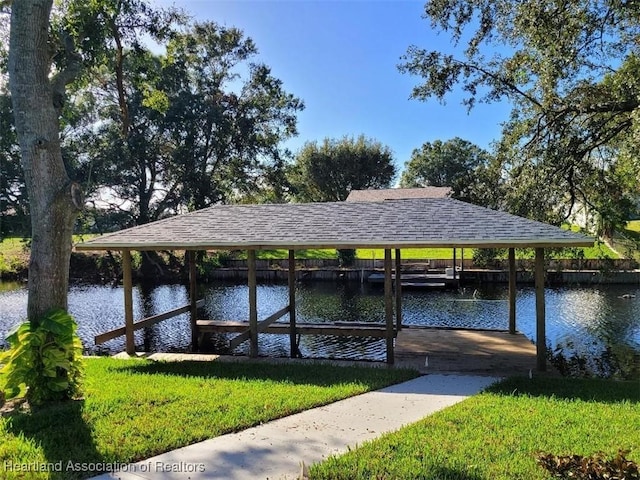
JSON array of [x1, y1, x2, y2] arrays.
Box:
[[400, 137, 498, 206], [1, 0, 304, 234], [289, 135, 396, 203], [400, 0, 640, 231]]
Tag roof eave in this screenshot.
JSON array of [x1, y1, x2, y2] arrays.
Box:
[[74, 237, 595, 252]]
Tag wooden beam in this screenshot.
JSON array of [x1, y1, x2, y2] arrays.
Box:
[[95, 300, 205, 345], [394, 248, 402, 331], [248, 249, 258, 357], [122, 249, 135, 355], [228, 305, 290, 350], [188, 250, 198, 351], [288, 249, 298, 357], [197, 320, 388, 337], [384, 248, 394, 364], [508, 248, 516, 334], [535, 247, 546, 371]]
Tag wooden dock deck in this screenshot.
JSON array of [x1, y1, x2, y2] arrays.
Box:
[[394, 327, 541, 376], [196, 320, 543, 375]]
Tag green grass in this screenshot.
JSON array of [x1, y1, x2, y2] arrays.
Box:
[[252, 248, 474, 260], [254, 246, 616, 261], [0, 357, 418, 479], [0, 238, 29, 275], [251, 249, 337, 260], [356, 248, 474, 260], [309, 376, 640, 480], [627, 220, 640, 233]]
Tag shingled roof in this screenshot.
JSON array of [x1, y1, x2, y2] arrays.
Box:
[[76, 198, 593, 251], [346, 187, 451, 202]]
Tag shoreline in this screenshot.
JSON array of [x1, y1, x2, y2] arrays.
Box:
[[1, 251, 640, 285]]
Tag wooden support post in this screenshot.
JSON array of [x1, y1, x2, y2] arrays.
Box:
[[248, 249, 258, 358], [394, 248, 402, 331], [122, 249, 135, 355], [288, 249, 297, 358], [508, 248, 516, 334], [453, 247, 457, 280], [384, 249, 394, 364], [535, 247, 546, 371], [188, 250, 198, 351]]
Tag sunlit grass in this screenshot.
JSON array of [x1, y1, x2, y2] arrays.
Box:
[[0, 357, 418, 480], [626, 220, 640, 235], [309, 376, 640, 479]]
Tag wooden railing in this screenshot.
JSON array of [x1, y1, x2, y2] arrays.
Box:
[[95, 299, 205, 345]]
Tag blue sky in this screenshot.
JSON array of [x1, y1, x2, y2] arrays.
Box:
[[152, 0, 512, 176]]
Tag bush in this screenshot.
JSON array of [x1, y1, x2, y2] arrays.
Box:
[[536, 450, 639, 480], [0, 309, 84, 405], [337, 248, 356, 267], [473, 248, 505, 268]]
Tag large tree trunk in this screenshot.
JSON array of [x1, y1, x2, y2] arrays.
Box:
[[8, 0, 82, 322]]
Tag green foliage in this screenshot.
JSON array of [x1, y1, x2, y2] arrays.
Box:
[[3, 0, 303, 233], [336, 248, 356, 267], [0, 309, 84, 405], [536, 450, 639, 480], [473, 248, 505, 268], [289, 135, 396, 202], [0, 358, 417, 479], [0, 95, 29, 238], [400, 0, 639, 234], [400, 137, 500, 207]]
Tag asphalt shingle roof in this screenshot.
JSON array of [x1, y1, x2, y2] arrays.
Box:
[[76, 198, 593, 251]]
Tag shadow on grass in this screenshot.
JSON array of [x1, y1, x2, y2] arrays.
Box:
[[486, 376, 640, 404], [5, 400, 103, 480], [109, 359, 418, 388], [426, 466, 487, 480]]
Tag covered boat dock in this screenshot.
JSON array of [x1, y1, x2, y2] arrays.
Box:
[[76, 197, 593, 371]]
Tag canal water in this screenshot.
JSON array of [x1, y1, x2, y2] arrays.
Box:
[[0, 280, 638, 378]]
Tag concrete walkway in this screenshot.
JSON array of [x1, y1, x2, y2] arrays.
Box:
[[91, 374, 498, 480]]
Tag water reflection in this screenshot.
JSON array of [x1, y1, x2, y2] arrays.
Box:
[[0, 280, 638, 378]]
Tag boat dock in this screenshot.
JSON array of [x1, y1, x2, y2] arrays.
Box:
[[395, 327, 541, 375]]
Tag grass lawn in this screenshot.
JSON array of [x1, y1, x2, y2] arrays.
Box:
[[252, 248, 474, 260], [309, 376, 640, 479], [252, 245, 616, 261], [0, 238, 29, 276], [627, 220, 640, 233], [0, 357, 418, 480]]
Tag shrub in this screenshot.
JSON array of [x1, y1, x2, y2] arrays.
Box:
[[0, 309, 84, 405], [337, 248, 356, 267], [536, 450, 639, 480], [473, 247, 505, 268]]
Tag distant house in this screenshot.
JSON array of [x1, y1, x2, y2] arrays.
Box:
[[345, 187, 452, 202]]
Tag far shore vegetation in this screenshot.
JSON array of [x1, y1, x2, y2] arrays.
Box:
[[1, 223, 635, 280]]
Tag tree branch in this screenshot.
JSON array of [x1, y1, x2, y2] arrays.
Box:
[[50, 31, 83, 115]]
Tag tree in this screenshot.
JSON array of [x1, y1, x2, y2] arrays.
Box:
[[400, 0, 639, 230], [400, 137, 498, 206], [8, 0, 83, 321], [289, 135, 396, 203], [1, 0, 85, 404], [71, 18, 302, 230]]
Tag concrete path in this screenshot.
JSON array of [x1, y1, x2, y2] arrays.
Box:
[[91, 374, 498, 480]]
